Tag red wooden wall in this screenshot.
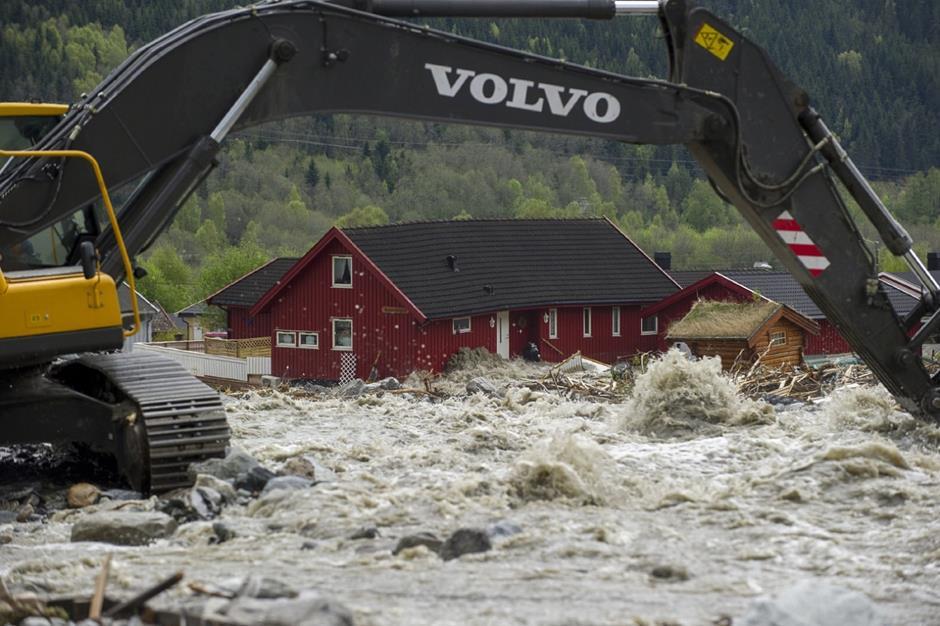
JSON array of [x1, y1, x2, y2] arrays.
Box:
[[227, 307, 275, 339], [531, 305, 657, 364], [267, 239, 418, 381], [415, 313, 498, 373]]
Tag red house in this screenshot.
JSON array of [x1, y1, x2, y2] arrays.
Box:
[[649, 268, 920, 358], [206, 257, 298, 339], [249, 218, 678, 382]]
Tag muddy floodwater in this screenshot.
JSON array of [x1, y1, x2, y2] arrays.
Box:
[[2, 352, 940, 624]]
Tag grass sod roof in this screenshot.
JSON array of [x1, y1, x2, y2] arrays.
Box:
[[666, 300, 783, 341]]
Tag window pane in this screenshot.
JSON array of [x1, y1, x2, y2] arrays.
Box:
[[333, 319, 353, 348], [277, 331, 296, 347], [333, 256, 352, 285], [300, 332, 318, 347]]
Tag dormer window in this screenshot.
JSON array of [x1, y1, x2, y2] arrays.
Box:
[[332, 255, 352, 288]]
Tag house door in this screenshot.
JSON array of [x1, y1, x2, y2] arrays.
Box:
[[496, 310, 510, 359]]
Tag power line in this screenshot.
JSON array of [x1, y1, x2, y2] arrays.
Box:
[[233, 129, 926, 179]]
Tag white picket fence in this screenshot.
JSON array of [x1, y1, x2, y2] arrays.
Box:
[[134, 343, 271, 382]]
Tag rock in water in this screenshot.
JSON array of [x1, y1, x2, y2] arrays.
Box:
[[440, 528, 492, 561], [738, 580, 883, 626], [189, 448, 261, 482], [262, 476, 313, 496], [237, 575, 298, 599], [486, 520, 522, 539], [282, 455, 335, 481], [212, 521, 236, 544], [195, 473, 237, 503], [349, 526, 379, 540], [71, 511, 177, 545], [235, 465, 277, 493], [466, 377, 499, 396], [339, 379, 366, 398], [392, 532, 442, 555], [67, 483, 100, 508], [378, 377, 401, 390], [223, 592, 354, 626]]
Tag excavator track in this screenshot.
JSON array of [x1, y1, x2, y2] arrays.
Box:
[[71, 351, 230, 493]]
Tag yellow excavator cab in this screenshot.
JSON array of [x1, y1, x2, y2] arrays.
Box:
[[0, 102, 134, 367]]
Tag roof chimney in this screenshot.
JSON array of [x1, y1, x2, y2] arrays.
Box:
[[928, 252, 940, 271], [653, 251, 672, 271], [446, 255, 459, 272]]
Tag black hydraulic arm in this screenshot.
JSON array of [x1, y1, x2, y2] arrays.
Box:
[[0, 0, 937, 418]]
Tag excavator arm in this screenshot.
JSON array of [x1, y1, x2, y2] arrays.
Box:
[[1, 0, 938, 420]]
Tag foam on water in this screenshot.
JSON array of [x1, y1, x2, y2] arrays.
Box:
[[508, 432, 619, 505], [619, 350, 773, 437], [3, 358, 940, 625]]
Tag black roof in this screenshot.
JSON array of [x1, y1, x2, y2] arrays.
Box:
[[891, 270, 940, 289], [117, 283, 158, 318], [208, 257, 298, 308], [671, 268, 919, 319], [343, 219, 678, 319]]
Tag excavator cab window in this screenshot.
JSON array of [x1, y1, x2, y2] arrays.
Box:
[[0, 208, 101, 271], [0, 103, 68, 179]]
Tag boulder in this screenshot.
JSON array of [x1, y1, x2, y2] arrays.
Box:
[[392, 532, 442, 555], [282, 455, 320, 481], [235, 466, 277, 493], [486, 520, 522, 539], [282, 456, 337, 483], [211, 521, 236, 544], [378, 377, 401, 390], [650, 564, 689, 581], [349, 526, 379, 540], [223, 592, 354, 626], [71, 511, 177, 545], [338, 379, 366, 398], [99, 488, 143, 501], [440, 528, 492, 561], [190, 486, 224, 520], [195, 474, 237, 503], [67, 483, 100, 508], [466, 377, 499, 396], [236, 575, 298, 600], [189, 449, 261, 482], [262, 476, 313, 496], [738, 580, 883, 626]]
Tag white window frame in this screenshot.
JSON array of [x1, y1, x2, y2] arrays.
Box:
[[770, 330, 787, 346], [332, 318, 353, 351], [332, 255, 353, 288], [548, 308, 558, 339], [298, 331, 320, 349], [276, 330, 297, 348], [452, 317, 471, 334], [612, 306, 621, 337], [583, 307, 592, 338], [641, 315, 658, 335]]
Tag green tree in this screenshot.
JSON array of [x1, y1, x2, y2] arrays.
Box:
[[198, 244, 268, 298], [681, 179, 733, 231], [138, 245, 194, 313], [335, 204, 390, 228]]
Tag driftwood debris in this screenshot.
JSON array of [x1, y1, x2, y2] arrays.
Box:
[[733, 362, 876, 402]]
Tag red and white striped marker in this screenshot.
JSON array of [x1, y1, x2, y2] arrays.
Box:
[[772, 210, 830, 277]]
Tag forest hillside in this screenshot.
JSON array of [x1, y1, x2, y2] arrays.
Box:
[[2, 0, 938, 312]]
